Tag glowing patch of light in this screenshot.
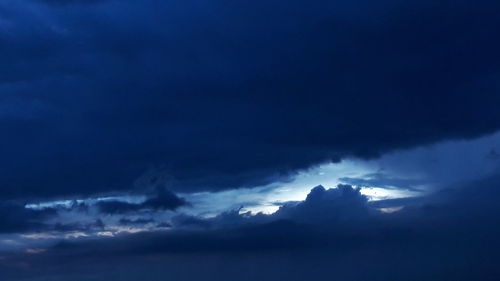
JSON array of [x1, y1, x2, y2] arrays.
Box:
[[181, 159, 425, 216], [244, 159, 420, 214], [24, 248, 46, 254], [65, 232, 90, 239], [21, 231, 90, 240], [263, 159, 377, 204], [97, 231, 114, 237], [107, 226, 151, 234], [379, 206, 404, 213], [21, 233, 59, 240], [241, 204, 280, 215], [25, 199, 81, 210], [360, 187, 420, 201]]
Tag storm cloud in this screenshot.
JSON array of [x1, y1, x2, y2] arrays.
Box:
[[1, 1, 500, 280], [1, 0, 500, 200]]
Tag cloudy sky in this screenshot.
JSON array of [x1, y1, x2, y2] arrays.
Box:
[[1, 0, 500, 280]]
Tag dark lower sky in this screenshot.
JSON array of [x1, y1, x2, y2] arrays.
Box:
[[1, 0, 500, 280]]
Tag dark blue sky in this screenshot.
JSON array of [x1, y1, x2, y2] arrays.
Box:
[[1, 0, 500, 280]]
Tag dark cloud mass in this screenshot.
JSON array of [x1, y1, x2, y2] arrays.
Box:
[[0, 202, 56, 233], [1, 1, 500, 280], [274, 184, 370, 223], [0, 0, 499, 199]]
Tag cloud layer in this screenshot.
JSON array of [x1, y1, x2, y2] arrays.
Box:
[[95, 188, 188, 214], [1, 2, 500, 279], [1, 0, 500, 199], [3, 177, 500, 280]]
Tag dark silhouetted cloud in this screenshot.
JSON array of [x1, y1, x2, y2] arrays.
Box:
[[273, 184, 371, 223], [1, 0, 499, 200]]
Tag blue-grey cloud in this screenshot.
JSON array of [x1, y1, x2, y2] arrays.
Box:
[[0, 202, 57, 233], [339, 172, 426, 191], [273, 184, 371, 223], [118, 218, 155, 226], [96, 188, 188, 214], [4, 176, 500, 280], [1, 0, 499, 200]]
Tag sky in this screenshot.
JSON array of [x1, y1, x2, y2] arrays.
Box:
[[1, 0, 500, 280]]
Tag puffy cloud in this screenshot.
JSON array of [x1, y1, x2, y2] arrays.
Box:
[[273, 184, 370, 223], [171, 184, 370, 229]]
